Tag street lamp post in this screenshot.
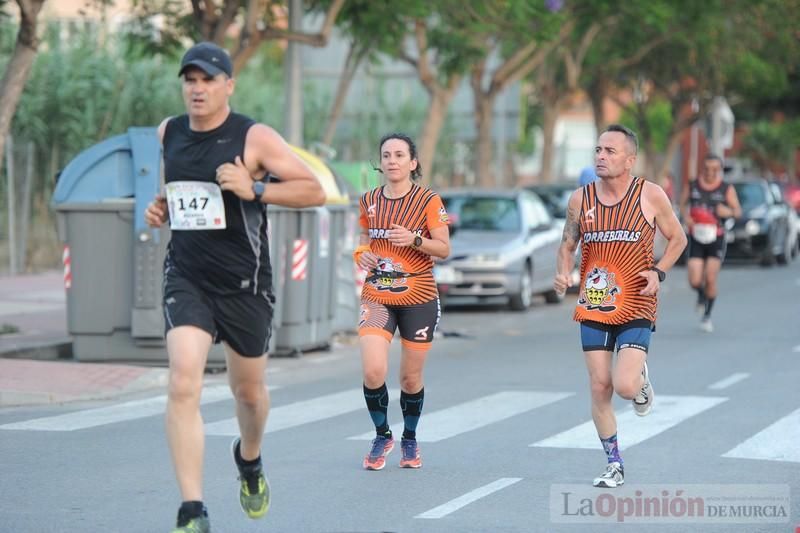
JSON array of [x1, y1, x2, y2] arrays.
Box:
[[285, 0, 304, 146]]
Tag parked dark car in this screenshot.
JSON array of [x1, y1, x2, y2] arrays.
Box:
[[525, 181, 577, 221], [727, 179, 793, 266], [525, 181, 582, 289], [434, 188, 562, 310]]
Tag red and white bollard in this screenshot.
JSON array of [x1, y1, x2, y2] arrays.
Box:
[[62, 245, 72, 290], [291, 239, 308, 281]]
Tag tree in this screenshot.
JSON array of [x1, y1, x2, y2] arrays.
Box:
[[98, 0, 346, 74], [323, 1, 479, 183], [608, 0, 800, 183], [460, 1, 570, 186], [741, 119, 800, 178], [398, 11, 474, 180], [0, 0, 47, 176], [529, 5, 607, 183], [318, 0, 424, 148]]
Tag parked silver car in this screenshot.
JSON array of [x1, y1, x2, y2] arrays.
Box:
[[435, 188, 563, 310]]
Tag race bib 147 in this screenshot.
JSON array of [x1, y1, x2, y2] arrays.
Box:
[[165, 181, 226, 230]]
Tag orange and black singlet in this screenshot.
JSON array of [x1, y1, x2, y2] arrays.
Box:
[[573, 177, 657, 325], [359, 183, 449, 306]]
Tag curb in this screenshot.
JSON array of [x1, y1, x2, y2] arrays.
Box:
[[0, 335, 73, 361], [0, 366, 169, 408]]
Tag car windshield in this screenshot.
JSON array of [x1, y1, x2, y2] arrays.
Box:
[[533, 188, 571, 219], [733, 182, 766, 211], [443, 196, 520, 231]]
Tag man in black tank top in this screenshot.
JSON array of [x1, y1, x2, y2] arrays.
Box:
[[679, 154, 741, 333], [144, 42, 325, 533]]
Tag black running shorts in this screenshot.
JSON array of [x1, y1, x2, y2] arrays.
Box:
[[358, 297, 441, 351], [163, 269, 275, 357], [688, 235, 727, 261]]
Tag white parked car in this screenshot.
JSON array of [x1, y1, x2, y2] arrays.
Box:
[[435, 188, 563, 311]]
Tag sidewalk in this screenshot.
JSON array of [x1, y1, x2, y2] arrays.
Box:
[[0, 271, 168, 407]]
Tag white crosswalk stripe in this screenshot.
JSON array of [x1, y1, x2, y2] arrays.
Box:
[[416, 478, 523, 519], [722, 407, 800, 463], [0, 385, 236, 432], [205, 388, 398, 436], [349, 391, 573, 443], [530, 395, 728, 449], [2, 385, 798, 467], [708, 373, 750, 390]]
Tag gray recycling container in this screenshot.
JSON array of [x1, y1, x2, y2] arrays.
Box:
[[328, 203, 360, 334], [265, 206, 292, 355], [51, 127, 227, 366], [272, 207, 334, 355]]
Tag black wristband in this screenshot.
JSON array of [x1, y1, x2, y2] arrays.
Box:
[[650, 267, 666, 282]]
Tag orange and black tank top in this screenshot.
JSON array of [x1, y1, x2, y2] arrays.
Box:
[[573, 177, 657, 325], [359, 183, 449, 306]]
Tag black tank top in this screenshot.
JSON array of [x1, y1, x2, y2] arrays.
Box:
[[163, 112, 272, 296], [688, 179, 730, 234]]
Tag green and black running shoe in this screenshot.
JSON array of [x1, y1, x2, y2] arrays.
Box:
[[231, 437, 270, 519]]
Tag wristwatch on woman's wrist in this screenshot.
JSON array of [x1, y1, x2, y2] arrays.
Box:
[[411, 235, 423, 249]]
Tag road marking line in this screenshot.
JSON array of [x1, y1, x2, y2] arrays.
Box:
[[0, 301, 65, 316], [205, 388, 398, 437], [531, 395, 727, 449], [307, 354, 344, 364], [349, 391, 572, 443], [0, 385, 237, 432], [722, 407, 800, 463], [708, 373, 750, 390], [416, 478, 523, 519]]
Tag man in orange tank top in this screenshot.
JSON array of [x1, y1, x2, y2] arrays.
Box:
[[553, 125, 687, 488]]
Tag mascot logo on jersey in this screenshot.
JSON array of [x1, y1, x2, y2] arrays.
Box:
[[578, 266, 620, 312], [371, 258, 410, 294]]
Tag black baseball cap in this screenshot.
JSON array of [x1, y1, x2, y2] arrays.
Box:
[[178, 42, 233, 78]]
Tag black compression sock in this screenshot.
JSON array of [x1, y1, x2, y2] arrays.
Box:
[[234, 439, 262, 474], [363, 383, 391, 435], [704, 297, 715, 318], [177, 501, 207, 525], [401, 388, 425, 440], [695, 287, 706, 304]]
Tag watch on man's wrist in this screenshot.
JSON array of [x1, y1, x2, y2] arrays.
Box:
[[650, 266, 666, 282], [252, 180, 265, 201], [412, 235, 423, 249]]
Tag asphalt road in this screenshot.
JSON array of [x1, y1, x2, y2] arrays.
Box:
[[1, 259, 798, 533]]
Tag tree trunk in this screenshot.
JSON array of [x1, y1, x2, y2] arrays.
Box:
[[474, 94, 495, 187], [647, 129, 684, 200], [19, 141, 34, 273], [321, 42, 366, 147], [642, 144, 661, 184], [539, 99, 560, 183], [5, 137, 17, 274], [418, 78, 461, 184], [588, 76, 609, 136], [0, 0, 46, 177]]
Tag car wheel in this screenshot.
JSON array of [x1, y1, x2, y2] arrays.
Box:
[[776, 231, 792, 265], [759, 233, 776, 267], [509, 264, 532, 311]]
